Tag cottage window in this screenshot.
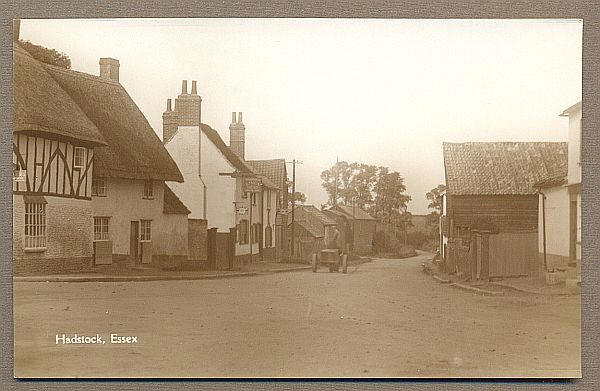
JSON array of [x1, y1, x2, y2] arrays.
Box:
[[143, 180, 154, 199], [238, 219, 249, 244], [24, 203, 46, 249], [93, 217, 109, 241], [266, 190, 272, 210], [265, 225, 273, 247], [91, 178, 107, 196], [73, 147, 86, 168], [140, 220, 152, 241]]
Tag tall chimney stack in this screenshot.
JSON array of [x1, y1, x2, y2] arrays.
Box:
[[191, 80, 197, 95], [162, 98, 178, 144], [99, 58, 120, 82], [229, 111, 246, 160]]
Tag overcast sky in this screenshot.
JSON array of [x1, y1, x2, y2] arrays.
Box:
[[20, 18, 582, 214]]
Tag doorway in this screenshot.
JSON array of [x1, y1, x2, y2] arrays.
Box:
[[130, 221, 139, 263]]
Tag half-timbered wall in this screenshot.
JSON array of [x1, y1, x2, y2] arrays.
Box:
[[13, 134, 94, 200]]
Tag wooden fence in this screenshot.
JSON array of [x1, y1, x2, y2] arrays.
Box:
[[445, 230, 537, 280]]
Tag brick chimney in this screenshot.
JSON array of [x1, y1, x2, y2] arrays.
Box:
[[162, 99, 178, 144], [99, 58, 120, 82], [162, 80, 202, 144], [229, 112, 245, 160], [174, 79, 201, 126]]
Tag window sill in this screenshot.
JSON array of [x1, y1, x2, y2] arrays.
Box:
[[140, 240, 152, 243], [93, 239, 110, 242], [142, 197, 154, 200], [92, 194, 107, 197], [24, 247, 47, 253]]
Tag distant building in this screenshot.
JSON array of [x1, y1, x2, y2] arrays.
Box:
[[12, 44, 107, 274], [44, 57, 190, 269], [163, 82, 280, 265], [441, 142, 567, 277], [535, 102, 581, 273], [288, 205, 337, 262], [324, 205, 376, 255]]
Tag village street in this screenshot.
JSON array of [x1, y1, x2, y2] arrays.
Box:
[[13, 252, 580, 378]]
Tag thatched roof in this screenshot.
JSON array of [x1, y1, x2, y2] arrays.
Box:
[[13, 44, 106, 146], [43, 63, 183, 182], [163, 184, 190, 215], [443, 142, 568, 195]]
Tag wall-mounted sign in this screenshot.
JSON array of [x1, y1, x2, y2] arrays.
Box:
[[243, 177, 261, 193], [236, 207, 248, 215]]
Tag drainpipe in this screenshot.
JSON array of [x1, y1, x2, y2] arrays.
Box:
[[539, 189, 548, 272]]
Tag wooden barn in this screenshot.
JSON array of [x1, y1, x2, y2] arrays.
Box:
[[441, 142, 567, 278]]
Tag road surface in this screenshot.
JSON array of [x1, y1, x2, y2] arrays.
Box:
[[13, 252, 581, 378]]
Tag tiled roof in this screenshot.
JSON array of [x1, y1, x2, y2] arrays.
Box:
[[289, 205, 338, 226], [163, 184, 191, 214], [247, 159, 287, 192], [13, 44, 106, 146], [443, 142, 568, 195], [332, 205, 376, 220], [294, 219, 323, 238]]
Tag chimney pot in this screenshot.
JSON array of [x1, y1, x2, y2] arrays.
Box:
[[238, 112, 243, 124], [166, 99, 172, 112], [231, 112, 237, 124], [191, 80, 197, 95], [99, 58, 120, 82], [181, 80, 188, 94]]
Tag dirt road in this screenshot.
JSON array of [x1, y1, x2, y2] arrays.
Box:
[[13, 253, 580, 378]]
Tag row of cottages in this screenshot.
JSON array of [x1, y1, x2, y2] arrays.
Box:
[[534, 102, 581, 279], [440, 141, 567, 279], [13, 43, 191, 274], [288, 205, 338, 262], [162, 81, 287, 268]]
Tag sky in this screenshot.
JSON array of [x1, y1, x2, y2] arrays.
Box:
[[20, 18, 582, 214]]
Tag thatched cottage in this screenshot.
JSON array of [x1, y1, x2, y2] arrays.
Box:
[[41, 57, 190, 269], [12, 44, 107, 274], [163, 82, 280, 267]]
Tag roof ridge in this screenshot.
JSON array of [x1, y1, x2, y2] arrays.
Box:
[[42, 62, 120, 86]]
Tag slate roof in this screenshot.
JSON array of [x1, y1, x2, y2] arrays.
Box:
[[44, 63, 183, 182], [443, 142, 568, 196], [13, 44, 106, 146], [247, 159, 287, 193], [163, 184, 191, 214], [332, 204, 376, 220]]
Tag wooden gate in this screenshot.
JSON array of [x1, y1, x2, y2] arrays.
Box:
[[487, 231, 536, 278]]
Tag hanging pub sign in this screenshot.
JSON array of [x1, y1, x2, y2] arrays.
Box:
[[243, 176, 261, 193]]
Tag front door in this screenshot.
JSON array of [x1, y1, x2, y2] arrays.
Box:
[[130, 221, 139, 263]]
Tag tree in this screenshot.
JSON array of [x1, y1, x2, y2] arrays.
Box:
[[426, 184, 446, 215], [320, 162, 412, 235], [288, 191, 306, 206], [371, 167, 412, 230], [320, 161, 378, 208], [19, 40, 71, 69]]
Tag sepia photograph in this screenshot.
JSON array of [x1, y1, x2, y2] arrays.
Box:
[[11, 18, 582, 378]]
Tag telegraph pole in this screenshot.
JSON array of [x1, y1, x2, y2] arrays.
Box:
[[286, 159, 302, 260]]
